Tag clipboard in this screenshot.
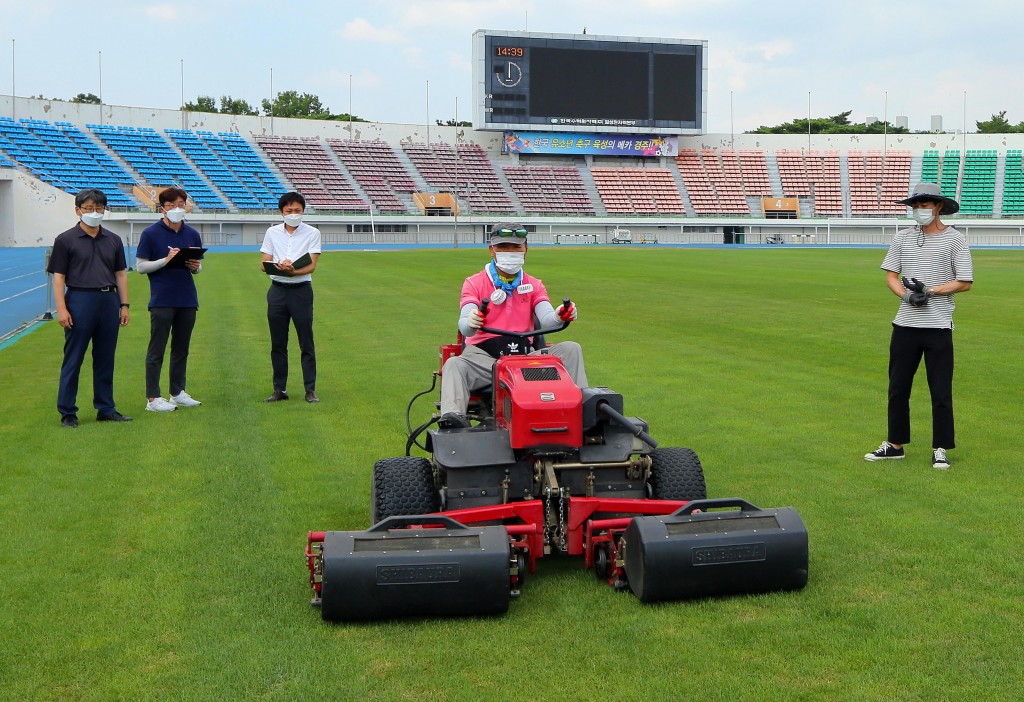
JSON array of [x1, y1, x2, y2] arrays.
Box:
[[166, 246, 207, 269], [263, 252, 313, 276]]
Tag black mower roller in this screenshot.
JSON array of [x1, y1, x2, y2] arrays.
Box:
[[622, 498, 809, 603], [317, 515, 513, 621]]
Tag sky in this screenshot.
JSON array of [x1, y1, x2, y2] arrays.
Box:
[[2, 0, 1022, 134]]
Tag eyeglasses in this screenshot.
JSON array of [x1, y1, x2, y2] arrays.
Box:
[[78, 206, 106, 213], [493, 227, 528, 238], [162, 202, 187, 209]]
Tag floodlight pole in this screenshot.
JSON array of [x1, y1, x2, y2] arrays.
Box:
[[10, 39, 14, 119], [98, 51, 103, 126], [348, 73, 353, 138], [270, 67, 274, 136], [180, 59, 186, 129], [425, 80, 430, 145], [453, 96, 459, 249]]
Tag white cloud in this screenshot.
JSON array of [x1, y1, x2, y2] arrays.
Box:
[[145, 4, 180, 21], [339, 18, 404, 43]]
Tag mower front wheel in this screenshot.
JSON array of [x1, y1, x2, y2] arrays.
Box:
[[371, 456, 439, 524], [649, 447, 707, 502]]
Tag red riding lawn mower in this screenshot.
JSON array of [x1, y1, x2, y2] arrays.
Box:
[[307, 299, 808, 621]]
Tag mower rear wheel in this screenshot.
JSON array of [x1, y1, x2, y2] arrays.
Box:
[[371, 457, 439, 524], [649, 447, 707, 501]]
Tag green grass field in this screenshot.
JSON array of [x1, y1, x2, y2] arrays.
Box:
[[1, 247, 1022, 701]]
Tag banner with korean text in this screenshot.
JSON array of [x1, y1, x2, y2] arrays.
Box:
[[503, 132, 679, 157]]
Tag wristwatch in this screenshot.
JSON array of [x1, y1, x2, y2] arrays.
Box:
[[120, 303, 130, 308]]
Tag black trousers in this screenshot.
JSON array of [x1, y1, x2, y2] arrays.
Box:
[[267, 282, 316, 393], [146, 306, 197, 399], [887, 324, 955, 449]]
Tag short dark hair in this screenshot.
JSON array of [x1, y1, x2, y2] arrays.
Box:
[[75, 188, 107, 208], [278, 191, 306, 212], [159, 186, 189, 206]]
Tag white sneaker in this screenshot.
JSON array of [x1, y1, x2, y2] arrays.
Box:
[[170, 391, 202, 407], [146, 397, 177, 412]]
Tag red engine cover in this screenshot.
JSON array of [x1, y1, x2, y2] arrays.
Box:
[[494, 355, 583, 450]]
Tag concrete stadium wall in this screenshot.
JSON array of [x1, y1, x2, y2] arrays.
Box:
[[0, 169, 75, 247], [9, 94, 1024, 154]]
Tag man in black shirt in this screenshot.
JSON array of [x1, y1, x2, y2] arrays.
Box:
[[47, 189, 133, 427]]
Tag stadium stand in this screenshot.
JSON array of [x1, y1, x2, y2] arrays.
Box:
[[591, 167, 685, 214], [959, 150, 997, 215], [89, 125, 226, 209], [848, 150, 912, 215], [203, 132, 285, 208], [736, 149, 773, 198], [675, 148, 749, 215], [1002, 149, 1024, 215], [502, 165, 595, 215], [939, 149, 961, 200], [329, 139, 416, 214], [7, 108, 1024, 223], [254, 136, 367, 212], [775, 149, 843, 216], [0, 118, 137, 207], [165, 130, 284, 210], [401, 142, 517, 214], [921, 149, 940, 183]]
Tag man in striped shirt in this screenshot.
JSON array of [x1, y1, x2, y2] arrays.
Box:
[[865, 183, 973, 470]]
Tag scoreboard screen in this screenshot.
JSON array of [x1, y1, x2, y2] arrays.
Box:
[[473, 30, 707, 135]]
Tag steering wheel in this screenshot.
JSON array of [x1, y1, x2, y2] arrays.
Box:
[[477, 297, 573, 338]]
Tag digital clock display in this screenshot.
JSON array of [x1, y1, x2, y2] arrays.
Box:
[[495, 46, 524, 57]]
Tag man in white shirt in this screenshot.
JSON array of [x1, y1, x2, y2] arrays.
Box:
[[259, 192, 322, 403]]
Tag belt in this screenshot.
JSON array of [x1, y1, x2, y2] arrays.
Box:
[[270, 280, 311, 288], [67, 286, 116, 292]]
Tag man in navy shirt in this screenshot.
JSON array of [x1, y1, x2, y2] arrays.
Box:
[[136, 187, 204, 412], [47, 188, 132, 427]]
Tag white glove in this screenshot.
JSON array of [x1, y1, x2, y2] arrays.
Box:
[[467, 309, 485, 330]]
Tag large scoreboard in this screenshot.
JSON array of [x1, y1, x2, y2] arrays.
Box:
[[472, 30, 707, 135]]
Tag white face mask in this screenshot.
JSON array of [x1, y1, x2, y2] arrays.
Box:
[[912, 208, 935, 226], [80, 211, 104, 227], [494, 252, 525, 275], [164, 207, 187, 224], [283, 213, 303, 227]]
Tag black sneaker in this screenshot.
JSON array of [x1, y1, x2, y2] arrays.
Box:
[[61, 414, 78, 428], [97, 411, 133, 422], [932, 448, 950, 470], [864, 441, 904, 461], [264, 390, 289, 403], [438, 412, 471, 429]]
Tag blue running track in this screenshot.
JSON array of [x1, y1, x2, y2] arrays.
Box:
[[0, 247, 51, 343]]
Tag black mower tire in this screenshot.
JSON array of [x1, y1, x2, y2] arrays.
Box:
[[649, 447, 707, 501], [371, 456, 439, 524]]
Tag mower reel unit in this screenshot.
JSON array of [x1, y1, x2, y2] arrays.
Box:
[[307, 300, 808, 620]]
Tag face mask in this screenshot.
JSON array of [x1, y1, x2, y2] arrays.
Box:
[[80, 211, 104, 227], [283, 213, 303, 227], [165, 207, 186, 224], [494, 252, 525, 274], [912, 208, 935, 226]]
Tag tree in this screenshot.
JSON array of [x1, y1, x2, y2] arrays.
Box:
[[262, 90, 330, 118], [182, 95, 218, 113], [436, 119, 472, 127], [976, 111, 1024, 133], [747, 110, 908, 135], [71, 93, 101, 104], [219, 95, 258, 116]]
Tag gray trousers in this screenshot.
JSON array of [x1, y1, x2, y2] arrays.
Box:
[[439, 341, 588, 416]]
